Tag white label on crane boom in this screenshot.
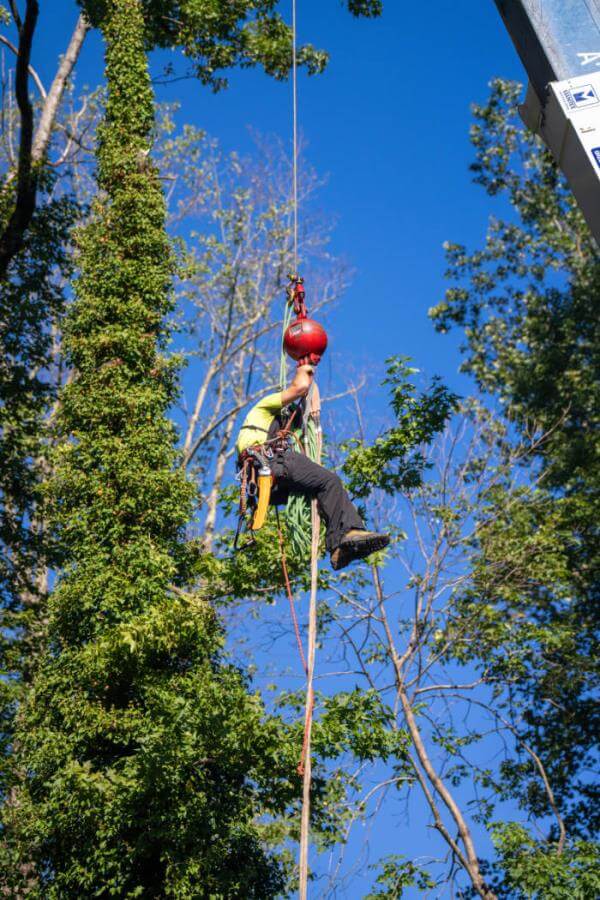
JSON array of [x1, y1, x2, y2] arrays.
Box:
[[496, 1, 600, 243], [537, 71, 600, 243], [562, 84, 600, 109]]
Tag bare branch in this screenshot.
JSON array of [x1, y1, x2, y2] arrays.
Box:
[[0, 0, 38, 278], [31, 13, 90, 163], [0, 10, 89, 276], [0, 33, 46, 97]]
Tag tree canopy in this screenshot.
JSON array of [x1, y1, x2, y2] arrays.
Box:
[[0, 4, 598, 896]]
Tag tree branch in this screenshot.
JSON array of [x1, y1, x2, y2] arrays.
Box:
[[0, 32, 46, 97], [31, 13, 89, 163], [0, 10, 89, 278], [369, 562, 496, 900], [0, 0, 39, 279]]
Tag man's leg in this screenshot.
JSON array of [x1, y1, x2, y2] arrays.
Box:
[[271, 450, 364, 552]]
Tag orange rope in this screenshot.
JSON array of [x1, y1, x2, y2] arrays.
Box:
[[276, 507, 308, 676], [298, 692, 314, 777], [276, 506, 316, 779]]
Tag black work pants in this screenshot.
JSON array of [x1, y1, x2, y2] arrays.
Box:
[[270, 449, 364, 552]]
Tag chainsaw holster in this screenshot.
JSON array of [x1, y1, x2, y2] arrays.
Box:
[[251, 466, 273, 531]]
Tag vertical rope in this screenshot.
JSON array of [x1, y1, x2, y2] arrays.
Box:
[[298, 387, 321, 900], [298, 498, 319, 900], [291, 0, 299, 274], [276, 508, 308, 675], [288, 4, 320, 892]]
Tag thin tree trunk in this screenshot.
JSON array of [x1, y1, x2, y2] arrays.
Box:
[[398, 690, 496, 900], [203, 415, 235, 551], [0, 0, 39, 279], [0, 10, 89, 278], [371, 564, 497, 900], [31, 13, 89, 162]]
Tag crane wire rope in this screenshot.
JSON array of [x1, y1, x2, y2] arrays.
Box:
[[292, 0, 299, 274], [284, 2, 319, 896]]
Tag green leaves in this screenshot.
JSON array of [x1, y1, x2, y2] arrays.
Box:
[[79, 0, 382, 90], [491, 824, 600, 900], [430, 78, 600, 491], [342, 356, 458, 499], [312, 689, 410, 762], [4, 3, 302, 895], [365, 855, 435, 898]]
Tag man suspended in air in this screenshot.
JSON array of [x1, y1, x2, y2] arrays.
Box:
[[236, 363, 390, 570]]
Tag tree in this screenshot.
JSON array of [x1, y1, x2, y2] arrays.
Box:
[[303, 373, 599, 898], [0, 3, 94, 674], [304, 80, 599, 897], [0, 4, 89, 277], [1, 3, 305, 894], [431, 79, 599, 842], [0, 13, 92, 873], [0, 1, 384, 889], [432, 79, 599, 492], [299, 80, 599, 898], [0, 176, 77, 814]]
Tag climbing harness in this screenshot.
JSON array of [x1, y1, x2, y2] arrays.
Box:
[[233, 402, 302, 550], [233, 446, 273, 549]]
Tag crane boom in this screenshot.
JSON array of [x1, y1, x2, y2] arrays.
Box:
[[494, 0, 600, 243]]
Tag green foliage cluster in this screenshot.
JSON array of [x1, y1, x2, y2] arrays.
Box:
[[430, 79, 599, 842], [312, 689, 410, 763], [364, 855, 435, 898], [491, 823, 600, 899], [342, 356, 458, 498], [432, 79, 599, 490], [1, 2, 302, 895], [0, 175, 78, 794], [79, 0, 382, 91]]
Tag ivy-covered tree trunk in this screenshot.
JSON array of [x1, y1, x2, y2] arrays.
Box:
[[3, 1, 298, 895]]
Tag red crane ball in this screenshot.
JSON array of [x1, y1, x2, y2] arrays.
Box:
[[283, 316, 328, 364]]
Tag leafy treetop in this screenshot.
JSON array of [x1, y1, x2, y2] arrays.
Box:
[[79, 0, 383, 89]]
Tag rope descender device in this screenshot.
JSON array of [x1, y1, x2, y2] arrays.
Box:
[[283, 274, 328, 368]]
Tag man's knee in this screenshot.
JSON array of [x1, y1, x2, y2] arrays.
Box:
[[323, 469, 344, 493]]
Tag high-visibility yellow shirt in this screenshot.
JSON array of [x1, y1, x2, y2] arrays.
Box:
[[236, 392, 283, 454]]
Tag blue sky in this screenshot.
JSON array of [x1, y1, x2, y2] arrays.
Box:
[[31, 2, 530, 896], [36, 1, 523, 399]]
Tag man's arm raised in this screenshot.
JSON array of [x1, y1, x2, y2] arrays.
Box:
[[281, 364, 314, 407]]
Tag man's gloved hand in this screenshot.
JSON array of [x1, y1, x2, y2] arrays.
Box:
[[298, 363, 315, 376]]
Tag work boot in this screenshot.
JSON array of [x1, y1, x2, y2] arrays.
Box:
[[330, 529, 390, 571]]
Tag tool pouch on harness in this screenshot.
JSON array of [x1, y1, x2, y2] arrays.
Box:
[[251, 465, 272, 531]]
